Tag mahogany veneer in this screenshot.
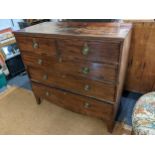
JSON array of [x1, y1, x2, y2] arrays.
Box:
[[14, 22, 132, 133]]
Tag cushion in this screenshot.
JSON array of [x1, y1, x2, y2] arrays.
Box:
[[132, 92, 155, 135]]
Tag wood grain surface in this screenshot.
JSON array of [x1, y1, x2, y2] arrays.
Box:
[[14, 22, 132, 40], [14, 22, 132, 132], [125, 22, 155, 93]]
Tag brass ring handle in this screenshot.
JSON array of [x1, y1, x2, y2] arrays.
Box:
[[84, 84, 91, 91], [43, 74, 48, 80], [45, 91, 50, 97], [84, 102, 91, 108], [33, 42, 38, 48], [37, 59, 43, 65], [82, 43, 89, 55], [82, 67, 90, 75]]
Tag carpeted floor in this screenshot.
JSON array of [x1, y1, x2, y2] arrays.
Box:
[[0, 86, 132, 135], [8, 72, 32, 90], [7, 73, 142, 126]]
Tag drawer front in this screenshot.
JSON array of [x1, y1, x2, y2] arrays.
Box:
[[32, 82, 113, 120], [29, 67, 116, 102], [16, 37, 120, 64], [16, 36, 56, 56], [22, 52, 117, 83], [57, 39, 121, 64]]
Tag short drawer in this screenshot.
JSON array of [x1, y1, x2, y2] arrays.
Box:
[[16, 36, 56, 56], [22, 52, 118, 83], [57, 39, 121, 64], [32, 82, 113, 120], [29, 67, 116, 102]]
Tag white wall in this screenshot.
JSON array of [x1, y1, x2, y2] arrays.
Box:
[[0, 19, 23, 31]]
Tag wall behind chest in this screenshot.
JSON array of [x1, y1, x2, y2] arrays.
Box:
[[125, 21, 155, 93], [0, 19, 23, 31]]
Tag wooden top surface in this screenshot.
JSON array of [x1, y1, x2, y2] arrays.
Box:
[[14, 22, 132, 40]]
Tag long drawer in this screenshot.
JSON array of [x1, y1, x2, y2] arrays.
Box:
[[32, 82, 113, 120], [29, 67, 116, 102], [22, 52, 118, 83]]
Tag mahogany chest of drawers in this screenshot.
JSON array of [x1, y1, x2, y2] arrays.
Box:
[[14, 22, 132, 132]]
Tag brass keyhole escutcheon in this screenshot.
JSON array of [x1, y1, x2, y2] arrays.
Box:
[[82, 43, 89, 56], [32, 38, 39, 48], [82, 67, 90, 75], [58, 57, 62, 63], [84, 84, 91, 91], [33, 42, 38, 49], [43, 74, 48, 80], [37, 59, 43, 65], [84, 102, 91, 108], [45, 91, 50, 96]]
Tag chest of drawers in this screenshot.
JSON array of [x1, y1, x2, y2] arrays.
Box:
[[14, 22, 132, 132]]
